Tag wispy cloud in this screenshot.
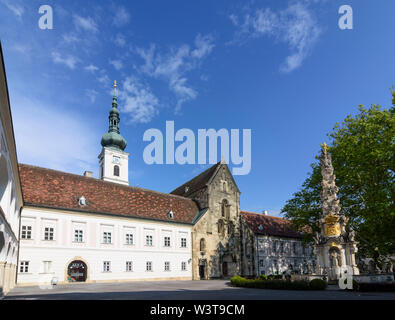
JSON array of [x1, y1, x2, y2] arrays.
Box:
[[0, 0, 24, 18], [109, 59, 123, 70], [73, 14, 99, 33], [113, 33, 126, 47], [85, 89, 98, 103], [84, 64, 99, 73], [51, 52, 79, 69], [231, 2, 322, 72], [96, 72, 110, 87], [62, 33, 80, 44], [112, 6, 131, 27], [136, 33, 214, 112], [118, 76, 159, 124]]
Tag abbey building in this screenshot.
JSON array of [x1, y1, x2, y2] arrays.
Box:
[[0, 47, 315, 290]]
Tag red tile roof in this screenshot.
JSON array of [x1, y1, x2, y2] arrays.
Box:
[[170, 162, 221, 197], [19, 164, 199, 224], [241, 211, 302, 238]]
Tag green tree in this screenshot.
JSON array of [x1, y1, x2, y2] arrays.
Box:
[[282, 97, 395, 259]]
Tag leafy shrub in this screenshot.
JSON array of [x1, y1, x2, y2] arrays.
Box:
[[230, 275, 325, 290], [352, 280, 360, 291], [259, 274, 268, 281], [309, 279, 327, 290]]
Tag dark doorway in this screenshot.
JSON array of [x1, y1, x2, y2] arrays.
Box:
[[67, 260, 87, 282], [222, 262, 228, 277], [199, 265, 205, 280]]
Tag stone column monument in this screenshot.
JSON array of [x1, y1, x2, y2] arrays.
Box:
[[313, 143, 359, 281]]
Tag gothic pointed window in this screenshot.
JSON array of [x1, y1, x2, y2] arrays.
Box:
[[114, 165, 120, 177]]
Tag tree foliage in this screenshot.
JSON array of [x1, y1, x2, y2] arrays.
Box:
[[282, 95, 395, 258]]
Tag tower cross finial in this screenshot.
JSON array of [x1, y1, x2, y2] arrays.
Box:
[[113, 80, 117, 96]]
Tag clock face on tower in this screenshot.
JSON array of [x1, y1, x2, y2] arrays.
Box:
[[113, 156, 120, 164]]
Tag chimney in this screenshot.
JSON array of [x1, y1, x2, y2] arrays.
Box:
[[262, 210, 268, 215], [84, 171, 93, 178]]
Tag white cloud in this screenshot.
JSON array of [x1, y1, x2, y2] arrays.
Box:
[[118, 77, 159, 124], [96, 72, 110, 87], [73, 15, 98, 33], [51, 52, 79, 69], [12, 94, 99, 175], [113, 33, 126, 47], [109, 59, 123, 70], [232, 2, 321, 72], [0, 0, 24, 17], [136, 34, 214, 112], [62, 33, 80, 44], [85, 89, 98, 103], [84, 64, 99, 73], [113, 6, 131, 27], [11, 43, 30, 56], [191, 34, 215, 59]]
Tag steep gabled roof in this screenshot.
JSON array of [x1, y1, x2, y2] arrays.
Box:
[[19, 164, 199, 224], [170, 162, 221, 197], [241, 211, 302, 238]]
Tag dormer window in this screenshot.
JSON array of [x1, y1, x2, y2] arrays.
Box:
[[184, 186, 189, 193], [79, 196, 86, 206], [167, 210, 174, 219], [258, 224, 263, 231]]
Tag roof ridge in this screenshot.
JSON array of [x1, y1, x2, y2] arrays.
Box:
[[18, 163, 195, 202], [170, 162, 221, 194], [241, 210, 287, 220]]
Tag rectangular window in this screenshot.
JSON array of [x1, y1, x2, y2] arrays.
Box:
[[21, 225, 32, 239], [146, 261, 152, 271], [74, 229, 83, 242], [181, 261, 187, 271], [103, 232, 112, 244], [125, 233, 133, 245], [164, 236, 171, 247], [146, 235, 153, 246], [43, 261, 52, 273], [181, 238, 187, 248], [259, 260, 264, 267], [103, 261, 111, 272], [164, 261, 170, 271], [126, 261, 133, 272], [20, 261, 29, 273], [44, 227, 54, 240]]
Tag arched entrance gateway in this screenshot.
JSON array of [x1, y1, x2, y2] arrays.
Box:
[[67, 260, 87, 282]]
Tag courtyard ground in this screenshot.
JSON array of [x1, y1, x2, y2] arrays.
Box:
[[4, 280, 395, 300]]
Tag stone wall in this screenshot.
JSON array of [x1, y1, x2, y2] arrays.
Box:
[[192, 164, 242, 279]]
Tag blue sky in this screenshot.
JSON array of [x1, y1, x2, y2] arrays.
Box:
[[1, 0, 394, 216]]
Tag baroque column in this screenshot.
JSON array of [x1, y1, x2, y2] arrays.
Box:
[[313, 143, 359, 281]]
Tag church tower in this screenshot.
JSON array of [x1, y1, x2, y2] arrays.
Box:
[[98, 81, 129, 185]]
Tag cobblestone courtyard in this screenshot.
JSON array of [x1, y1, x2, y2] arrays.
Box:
[[4, 280, 395, 300]]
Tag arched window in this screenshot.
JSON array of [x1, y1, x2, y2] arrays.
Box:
[[221, 199, 229, 218], [222, 182, 227, 192], [200, 238, 206, 251], [114, 165, 120, 177]]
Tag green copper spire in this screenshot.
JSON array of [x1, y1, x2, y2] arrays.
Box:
[[101, 81, 127, 151]]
